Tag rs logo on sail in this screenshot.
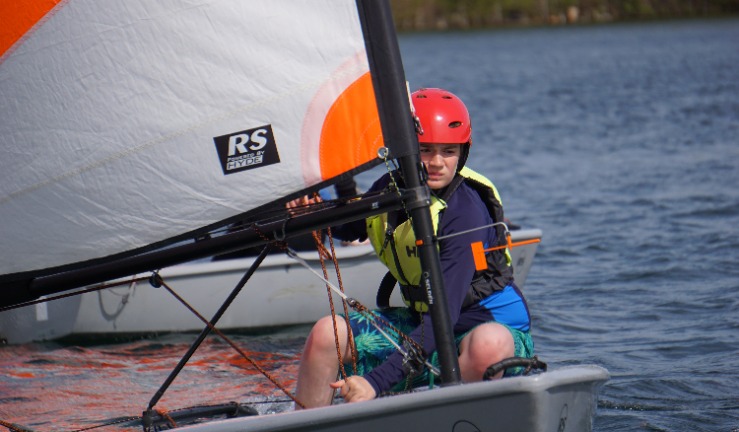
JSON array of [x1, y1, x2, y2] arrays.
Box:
[[213, 124, 281, 175], [228, 129, 269, 155]]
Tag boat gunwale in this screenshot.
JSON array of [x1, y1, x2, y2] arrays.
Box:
[[176, 365, 608, 431]]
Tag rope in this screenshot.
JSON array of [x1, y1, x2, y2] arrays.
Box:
[[350, 303, 439, 378], [328, 227, 360, 377], [155, 278, 303, 408], [154, 409, 177, 428], [282, 192, 360, 379], [287, 247, 431, 366], [312, 227, 349, 380], [0, 420, 35, 432], [316, 231, 358, 380]]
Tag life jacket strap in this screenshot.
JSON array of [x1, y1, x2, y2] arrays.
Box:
[[376, 271, 397, 309], [399, 283, 429, 313], [374, 271, 428, 313]]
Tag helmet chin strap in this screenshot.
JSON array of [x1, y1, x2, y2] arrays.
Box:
[[456, 142, 471, 172]]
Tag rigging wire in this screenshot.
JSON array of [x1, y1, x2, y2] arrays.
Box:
[[0, 276, 151, 313], [149, 274, 301, 409], [286, 246, 440, 379]]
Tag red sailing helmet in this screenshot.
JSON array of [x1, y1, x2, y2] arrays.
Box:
[[411, 88, 472, 145]]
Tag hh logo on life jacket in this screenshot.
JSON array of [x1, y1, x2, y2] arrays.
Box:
[[213, 125, 280, 175], [406, 245, 417, 258]]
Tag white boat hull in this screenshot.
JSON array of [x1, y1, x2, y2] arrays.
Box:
[[1, 229, 541, 343], [178, 365, 608, 432]]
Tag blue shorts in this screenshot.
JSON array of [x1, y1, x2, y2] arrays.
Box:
[[343, 307, 534, 392]]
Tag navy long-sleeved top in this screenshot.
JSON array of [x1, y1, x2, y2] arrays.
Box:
[[332, 173, 531, 394]]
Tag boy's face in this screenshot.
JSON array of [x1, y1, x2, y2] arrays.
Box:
[[419, 143, 460, 190]]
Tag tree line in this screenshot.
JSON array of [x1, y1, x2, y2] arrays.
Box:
[[390, 0, 739, 31]]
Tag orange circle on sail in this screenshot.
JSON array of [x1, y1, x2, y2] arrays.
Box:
[[319, 72, 384, 180]]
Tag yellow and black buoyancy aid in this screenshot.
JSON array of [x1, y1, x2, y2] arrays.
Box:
[[368, 167, 514, 313]]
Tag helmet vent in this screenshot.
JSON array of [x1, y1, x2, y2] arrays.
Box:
[[441, 95, 452, 99], [448, 121, 463, 129]]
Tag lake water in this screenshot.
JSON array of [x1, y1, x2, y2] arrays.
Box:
[[2, 18, 738, 432], [403, 18, 739, 432]]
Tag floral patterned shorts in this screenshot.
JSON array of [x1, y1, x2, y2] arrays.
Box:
[[342, 307, 534, 392]]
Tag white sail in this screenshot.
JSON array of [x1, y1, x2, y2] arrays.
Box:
[[1, 0, 384, 277]]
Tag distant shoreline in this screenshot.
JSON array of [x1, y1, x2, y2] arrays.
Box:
[[390, 1, 739, 32], [394, 15, 739, 35]]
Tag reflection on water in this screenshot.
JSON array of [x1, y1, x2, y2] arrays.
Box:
[[0, 331, 304, 430]]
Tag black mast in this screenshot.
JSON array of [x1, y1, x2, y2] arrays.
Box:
[[356, 0, 462, 385]]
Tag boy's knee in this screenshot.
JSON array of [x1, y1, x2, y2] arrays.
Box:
[[468, 325, 514, 364], [309, 316, 348, 351]]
